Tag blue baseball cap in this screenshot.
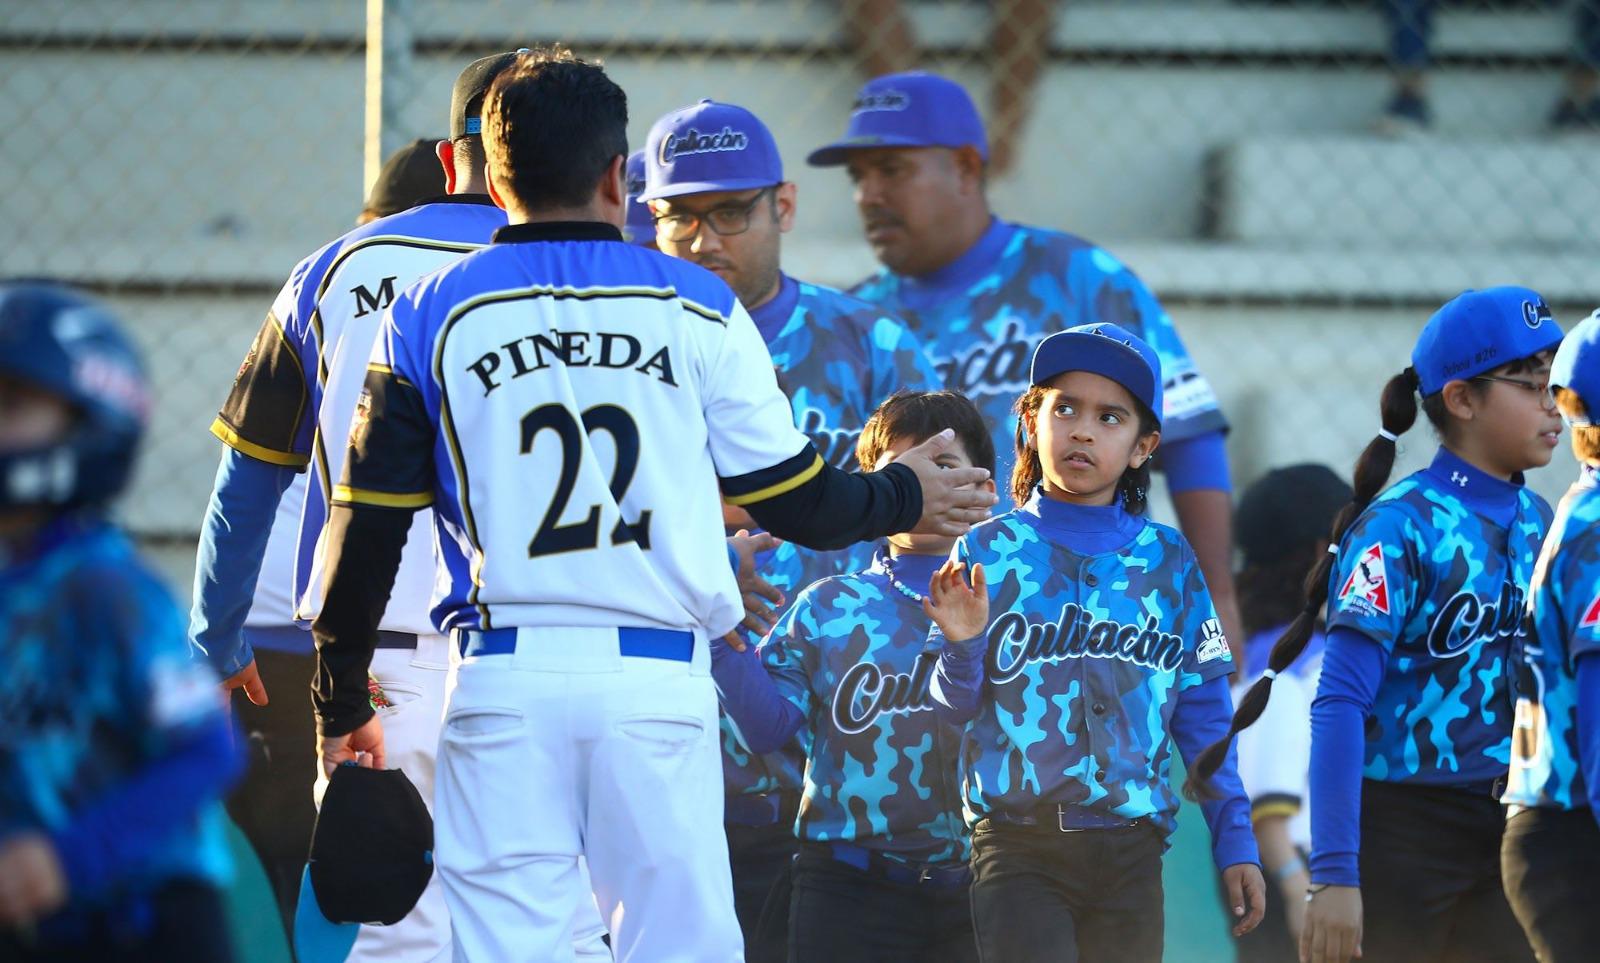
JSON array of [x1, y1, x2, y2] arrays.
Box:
[[623, 149, 657, 246], [1412, 286, 1564, 396], [640, 100, 783, 202], [1030, 323, 1164, 427], [807, 71, 988, 167], [1551, 309, 1600, 425]]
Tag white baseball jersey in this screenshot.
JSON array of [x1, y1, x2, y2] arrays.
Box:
[[1233, 669, 1312, 850], [337, 220, 815, 638], [211, 197, 508, 635]]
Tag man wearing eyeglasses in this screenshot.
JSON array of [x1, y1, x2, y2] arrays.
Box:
[[641, 98, 941, 963]]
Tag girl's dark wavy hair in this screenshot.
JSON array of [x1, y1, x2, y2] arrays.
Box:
[[1184, 351, 1551, 799], [1008, 385, 1158, 512]]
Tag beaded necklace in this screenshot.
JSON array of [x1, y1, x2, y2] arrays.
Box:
[[880, 554, 926, 604]]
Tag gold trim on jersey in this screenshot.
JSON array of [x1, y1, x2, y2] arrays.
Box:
[[723, 453, 824, 506], [304, 235, 486, 527], [331, 484, 434, 509], [209, 418, 310, 468], [1249, 800, 1300, 824]]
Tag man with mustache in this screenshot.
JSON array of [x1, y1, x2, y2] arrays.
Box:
[[808, 71, 1247, 662], [642, 98, 941, 963]]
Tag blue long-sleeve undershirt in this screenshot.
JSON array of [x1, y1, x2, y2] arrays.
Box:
[[1160, 430, 1232, 495], [710, 637, 806, 755], [1172, 675, 1261, 870], [1308, 625, 1388, 886], [187, 446, 296, 678], [1580, 653, 1600, 820], [46, 715, 244, 903]]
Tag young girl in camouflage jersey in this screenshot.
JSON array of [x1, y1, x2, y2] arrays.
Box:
[[1193, 287, 1564, 963], [924, 323, 1264, 963], [712, 390, 994, 963]]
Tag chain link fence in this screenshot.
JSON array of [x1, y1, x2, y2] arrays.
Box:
[[2, 0, 1592, 541]]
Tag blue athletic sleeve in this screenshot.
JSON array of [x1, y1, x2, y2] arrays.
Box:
[[1308, 625, 1389, 886], [1172, 674, 1259, 870], [188, 446, 297, 678], [1158, 430, 1232, 495], [48, 717, 243, 902], [709, 635, 806, 755], [1579, 653, 1600, 820]]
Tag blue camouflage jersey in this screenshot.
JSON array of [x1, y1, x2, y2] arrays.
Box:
[[758, 550, 967, 862], [1, 519, 233, 911], [1326, 448, 1552, 785], [938, 496, 1236, 832], [722, 274, 939, 800], [849, 220, 1226, 481], [1506, 465, 1600, 809]]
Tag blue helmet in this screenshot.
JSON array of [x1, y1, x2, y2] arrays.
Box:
[[0, 282, 150, 510]]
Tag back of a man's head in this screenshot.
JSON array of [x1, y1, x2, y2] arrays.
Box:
[[483, 47, 628, 213]]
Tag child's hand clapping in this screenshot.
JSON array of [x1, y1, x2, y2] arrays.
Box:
[[922, 560, 989, 641]]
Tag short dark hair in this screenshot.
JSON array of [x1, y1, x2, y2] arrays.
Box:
[[483, 47, 628, 211], [450, 134, 484, 185], [856, 390, 995, 477]]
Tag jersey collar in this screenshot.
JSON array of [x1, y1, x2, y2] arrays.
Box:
[[894, 217, 1014, 313], [746, 273, 800, 346], [1425, 446, 1522, 518], [1019, 487, 1143, 555], [493, 221, 625, 244], [414, 193, 499, 208]]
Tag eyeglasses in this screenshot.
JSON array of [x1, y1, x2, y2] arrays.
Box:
[[653, 188, 772, 243], [1471, 375, 1558, 410]]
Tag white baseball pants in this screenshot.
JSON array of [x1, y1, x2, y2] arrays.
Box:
[[435, 626, 742, 962]]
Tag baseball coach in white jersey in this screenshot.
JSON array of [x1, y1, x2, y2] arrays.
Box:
[[308, 47, 996, 962]]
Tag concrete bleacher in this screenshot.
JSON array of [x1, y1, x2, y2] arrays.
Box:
[[0, 0, 1589, 546]]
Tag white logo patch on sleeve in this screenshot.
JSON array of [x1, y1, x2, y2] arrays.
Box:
[[1338, 542, 1391, 616], [1197, 618, 1230, 664]]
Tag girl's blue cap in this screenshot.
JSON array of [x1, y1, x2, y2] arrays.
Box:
[[1412, 286, 1563, 396], [1030, 323, 1163, 427], [1551, 310, 1600, 426]]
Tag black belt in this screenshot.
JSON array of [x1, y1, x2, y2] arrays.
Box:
[[724, 790, 801, 828], [375, 630, 419, 649], [977, 802, 1145, 833], [813, 842, 972, 888]]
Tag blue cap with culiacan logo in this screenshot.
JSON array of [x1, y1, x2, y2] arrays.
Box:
[[1030, 322, 1164, 427], [807, 71, 989, 167], [640, 99, 783, 202], [1411, 286, 1564, 397], [623, 149, 657, 246], [1551, 309, 1600, 425]]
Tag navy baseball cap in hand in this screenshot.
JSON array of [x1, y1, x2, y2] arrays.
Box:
[[1411, 286, 1564, 396], [641, 100, 783, 202], [623, 149, 657, 246], [807, 71, 989, 167], [1551, 309, 1600, 425], [1030, 323, 1164, 427]]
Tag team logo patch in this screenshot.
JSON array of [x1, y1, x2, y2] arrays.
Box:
[[853, 89, 910, 113], [1522, 299, 1553, 330], [1338, 542, 1391, 616], [1197, 618, 1230, 664], [349, 387, 373, 450], [1582, 588, 1600, 630]]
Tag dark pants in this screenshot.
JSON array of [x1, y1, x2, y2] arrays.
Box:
[[1227, 852, 1302, 963], [788, 848, 977, 963], [968, 819, 1165, 963], [1501, 805, 1600, 963], [1357, 779, 1533, 963], [726, 817, 797, 963], [1, 882, 235, 962], [222, 645, 318, 942]]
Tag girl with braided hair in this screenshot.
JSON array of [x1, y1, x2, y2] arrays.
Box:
[[1191, 287, 1565, 963]]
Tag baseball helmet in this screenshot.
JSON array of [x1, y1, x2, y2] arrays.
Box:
[[0, 281, 151, 510]]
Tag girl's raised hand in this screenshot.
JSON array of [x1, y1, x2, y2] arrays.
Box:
[[921, 560, 989, 641]]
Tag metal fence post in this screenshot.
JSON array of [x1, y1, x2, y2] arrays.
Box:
[[364, 0, 414, 200]]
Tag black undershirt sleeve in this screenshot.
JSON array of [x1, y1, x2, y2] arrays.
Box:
[[311, 502, 414, 737], [739, 454, 923, 551]]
